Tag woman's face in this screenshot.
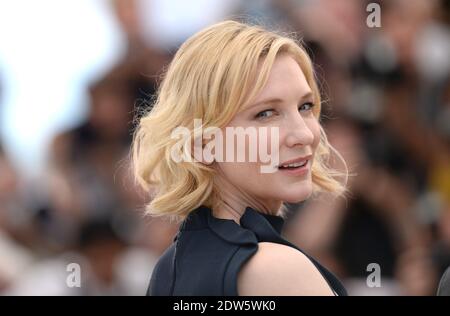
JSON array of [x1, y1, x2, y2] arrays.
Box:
[[215, 54, 321, 209]]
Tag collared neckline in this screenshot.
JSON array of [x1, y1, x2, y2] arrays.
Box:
[[178, 205, 348, 296], [180, 205, 285, 246], [240, 206, 285, 242]]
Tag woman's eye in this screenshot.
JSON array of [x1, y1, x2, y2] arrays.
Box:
[[299, 102, 315, 112], [255, 109, 275, 119]]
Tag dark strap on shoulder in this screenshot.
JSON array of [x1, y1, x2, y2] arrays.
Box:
[[223, 246, 258, 295], [147, 243, 177, 296]]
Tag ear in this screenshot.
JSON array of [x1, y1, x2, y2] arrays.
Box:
[[200, 159, 215, 166], [199, 138, 216, 166], [190, 136, 215, 166], [193, 125, 222, 166]]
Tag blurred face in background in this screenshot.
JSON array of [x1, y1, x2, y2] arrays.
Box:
[[89, 85, 132, 140], [0, 153, 18, 229]]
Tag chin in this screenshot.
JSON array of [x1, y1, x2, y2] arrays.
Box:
[[281, 185, 313, 203]]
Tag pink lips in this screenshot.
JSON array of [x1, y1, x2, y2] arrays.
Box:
[[278, 154, 312, 167], [277, 154, 312, 176], [278, 159, 309, 176]]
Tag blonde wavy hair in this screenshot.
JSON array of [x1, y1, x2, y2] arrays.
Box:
[[132, 20, 348, 222]]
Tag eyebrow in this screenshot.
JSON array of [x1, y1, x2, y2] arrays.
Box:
[[246, 91, 314, 110]]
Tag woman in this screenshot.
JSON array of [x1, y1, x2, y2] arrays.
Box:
[[132, 20, 349, 296]]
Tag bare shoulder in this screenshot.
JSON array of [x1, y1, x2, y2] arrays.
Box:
[[237, 242, 334, 296]]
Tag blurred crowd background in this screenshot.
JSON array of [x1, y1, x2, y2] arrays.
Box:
[[0, 0, 449, 295]]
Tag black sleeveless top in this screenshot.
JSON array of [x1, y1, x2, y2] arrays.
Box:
[[147, 205, 347, 296]]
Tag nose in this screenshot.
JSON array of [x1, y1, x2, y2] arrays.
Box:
[[284, 112, 314, 148]]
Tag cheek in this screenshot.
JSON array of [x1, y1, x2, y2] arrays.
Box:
[[217, 161, 270, 193], [309, 119, 321, 151], [219, 127, 274, 163], [216, 129, 281, 197]]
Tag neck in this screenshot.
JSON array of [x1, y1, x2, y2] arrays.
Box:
[[212, 172, 282, 224]]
